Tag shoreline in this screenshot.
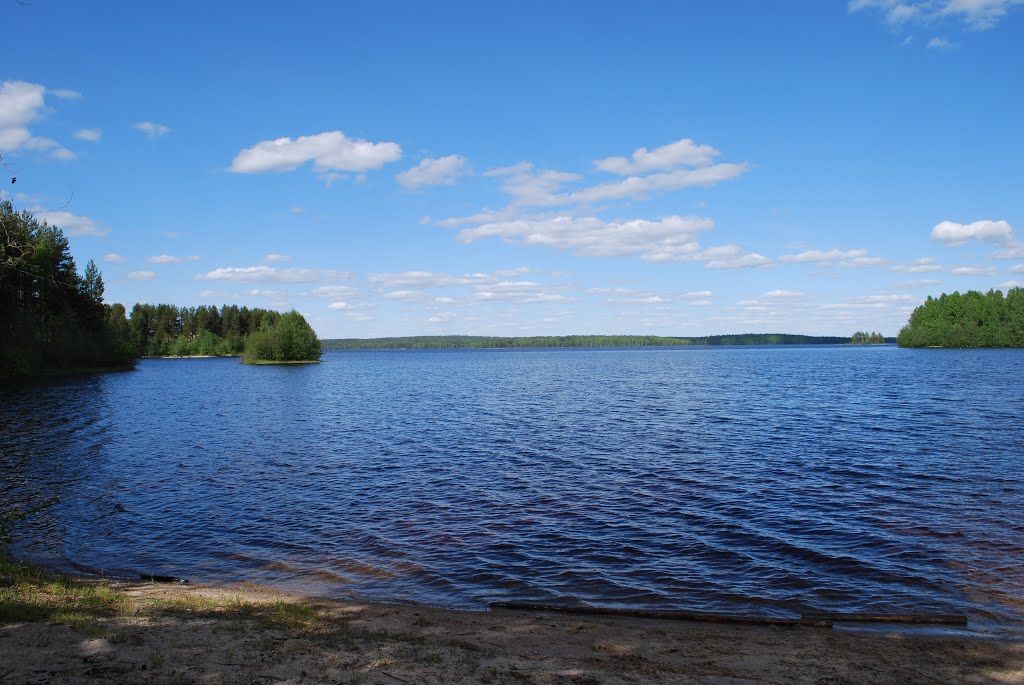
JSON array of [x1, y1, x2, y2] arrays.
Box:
[[2, 561, 1021, 684]]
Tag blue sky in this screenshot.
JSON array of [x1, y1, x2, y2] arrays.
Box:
[[3, 1, 1021, 337]]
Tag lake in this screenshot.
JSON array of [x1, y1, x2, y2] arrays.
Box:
[[2, 346, 1022, 635]]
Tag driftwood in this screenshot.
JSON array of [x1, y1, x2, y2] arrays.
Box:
[[489, 602, 813, 627], [138, 573, 189, 584], [801, 611, 967, 625]]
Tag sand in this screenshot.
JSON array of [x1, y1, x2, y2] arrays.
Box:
[[1, 579, 1022, 684]]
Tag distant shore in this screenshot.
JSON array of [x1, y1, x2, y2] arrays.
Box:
[[1, 561, 1020, 684]]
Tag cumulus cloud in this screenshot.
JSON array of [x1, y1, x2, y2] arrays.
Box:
[[74, 128, 101, 142], [566, 163, 748, 206], [892, 278, 942, 289], [454, 214, 719, 262], [0, 81, 76, 159], [197, 266, 350, 283], [229, 131, 402, 176], [1000, 280, 1024, 289], [396, 154, 470, 189], [127, 270, 156, 280], [927, 36, 959, 49], [328, 301, 354, 310], [147, 254, 199, 264], [1011, 264, 1024, 273], [473, 280, 573, 304], [891, 257, 942, 273], [594, 138, 719, 174], [952, 265, 997, 275], [704, 251, 772, 270], [103, 253, 128, 263], [779, 248, 867, 264], [133, 121, 171, 139], [309, 284, 360, 299], [738, 290, 807, 306], [30, 209, 108, 237], [932, 219, 1013, 245], [264, 253, 292, 262], [849, 0, 1024, 30]]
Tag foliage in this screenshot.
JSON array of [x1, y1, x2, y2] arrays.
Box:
[[850, 331, 886, 345], [320, 333, 851, 351], [897, 288, 1024, 348], [242, 310, 321, 363], [126, 303, 285, 357], [1, 201, 135, 378]]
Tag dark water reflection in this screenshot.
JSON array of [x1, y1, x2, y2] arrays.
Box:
[[2, 346, 1022, 634]]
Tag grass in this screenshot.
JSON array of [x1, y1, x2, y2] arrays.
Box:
[[0, 558, 331, 636]]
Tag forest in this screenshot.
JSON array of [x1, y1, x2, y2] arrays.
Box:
[[2, 202, 319, 377], [850, 331, 886, 345], [897, 288, 1024, 348], [1, 201, 134, 378], [320, 333, 852, 351], [119, 304, 320, 362]]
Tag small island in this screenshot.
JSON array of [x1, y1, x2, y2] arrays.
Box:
[[850, 331, 886, 345], [241, 310, 322, 364]]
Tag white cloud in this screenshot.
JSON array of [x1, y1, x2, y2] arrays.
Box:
[[103, 253, 128, 263], [566, 163, 748, 206], [952, 265, 997, 275], [849, 0, 1024, 30], [368, 270, 485, 289], [264, 253, 292, 262], [30, 208, 108, 237], [74, 128, 101, 142], [381, 290, 425, 300], [892, 278, 942, 289], [1011, 264, 1024, 273], [127, 270, 156, 280], [738, 290, 807, 306], [705, 252, 772, 270], [289, 207, 304, 214], [161, 231, 179, 239], [197, 266, 350, 283], [328, 301, 354, 310], [838, 256, 887, 267], [0, 81, 75, 159], [310, 284, 360, 299], [198, 289, 239, 300], [684, 290, 714, 298], [927, 36, 960, 49], [779, 248, 867, 264], [455, 214, 719, 262], [932, 219, 1013, 245], [229, 130, 402, 176], [891, 257, 942, 273], [1000, 280, 1024, 289], [133, 121, 171, 139], [594, 138, 719, 175], [147, 254, 199, 264], [48, 88, 82, 100], [689, 300, 713, 306], [396, 154, 470, 189]]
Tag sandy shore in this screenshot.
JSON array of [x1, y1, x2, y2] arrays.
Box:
[[2, 576, 1022, 685]]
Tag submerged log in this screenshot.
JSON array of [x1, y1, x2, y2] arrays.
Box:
[[489, 602, 814, 627], [801, 611, 967, 625], [138, 573, 189, 584]]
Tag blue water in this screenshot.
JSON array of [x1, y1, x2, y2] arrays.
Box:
[[2, 346, 1023, 634]]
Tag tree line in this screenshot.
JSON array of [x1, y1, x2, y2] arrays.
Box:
[[127, 303, 319, 362], [897, 288, 1024, 348], [850, 331, 886, 345], [320, 333, 852, 351], [2, 203, 319, 377], [1, 201, 134, 377]]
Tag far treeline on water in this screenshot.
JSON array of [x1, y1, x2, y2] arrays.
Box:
[[897, 288, 1024, 348], [321, 333, 860, 351], [1, 203, 320, 378]]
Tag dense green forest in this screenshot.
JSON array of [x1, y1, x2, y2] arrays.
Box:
[[321, 333, 851, 351], [850, 331, 886, 345], [1, 201, 134, 378], [127, 304, 320, 362], [897, 288, 1024, 348]]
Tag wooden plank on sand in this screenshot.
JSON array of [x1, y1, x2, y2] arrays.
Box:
[[489, 602, 818, 627]]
